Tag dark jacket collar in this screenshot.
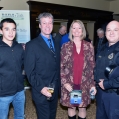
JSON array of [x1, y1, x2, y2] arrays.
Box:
[[0, 37, 18, 47]]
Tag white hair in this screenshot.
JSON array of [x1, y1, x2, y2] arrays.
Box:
[[97, 28, 104, 34]]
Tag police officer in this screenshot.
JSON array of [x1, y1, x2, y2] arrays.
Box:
[[94, 20, 119, 119]]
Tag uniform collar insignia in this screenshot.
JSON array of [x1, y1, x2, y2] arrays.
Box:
[[108, 53, 114, 59]]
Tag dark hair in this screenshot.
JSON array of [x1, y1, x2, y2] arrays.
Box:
[[0, 18, 16, 30]]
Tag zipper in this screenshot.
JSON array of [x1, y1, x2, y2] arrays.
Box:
[[11, 48, 18, 92], [0, 75, 3, 90]]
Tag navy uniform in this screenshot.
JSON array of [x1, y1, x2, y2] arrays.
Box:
[[94, 41, 119, 119]]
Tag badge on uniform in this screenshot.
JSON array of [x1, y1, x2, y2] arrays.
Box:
[[108, 53, 114, 59]]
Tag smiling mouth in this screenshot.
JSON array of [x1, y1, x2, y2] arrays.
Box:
[[46, 29, 51, 31], [8, 36, 14, 38], [109, 36, 114, 37]]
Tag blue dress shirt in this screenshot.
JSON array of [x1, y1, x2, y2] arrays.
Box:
[[40, 33, 55, 50]]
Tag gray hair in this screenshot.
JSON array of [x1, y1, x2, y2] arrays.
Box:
[[97, 28, 104, 34], [69, 20, 86, 41], [38, 12, 54, 24], [59, 25, 65, 29]]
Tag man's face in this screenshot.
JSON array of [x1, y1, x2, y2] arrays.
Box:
[[60, 26, 67, 35], [106, 21, 119, 46], [0, 22, 16, 43], [39, 17, 53, 38], [97, 32, 104, 38]]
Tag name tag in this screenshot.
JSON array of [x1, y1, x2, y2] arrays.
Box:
[[98, 55, 102, 58]]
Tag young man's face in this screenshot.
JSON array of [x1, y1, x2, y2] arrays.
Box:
[[0, 22, 16, 43], [39, 17, 53, 38]]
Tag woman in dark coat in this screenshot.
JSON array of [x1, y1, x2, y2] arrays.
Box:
[[60, 20, 96, 119]]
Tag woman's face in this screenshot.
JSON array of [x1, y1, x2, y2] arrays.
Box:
[[72, 22, 83, 38]]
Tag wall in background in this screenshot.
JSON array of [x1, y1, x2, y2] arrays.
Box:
[[30, 0, 110, 11], [1, 0, 119, 14], [87, 22, 95, 43], [0, 0, 29, 10], [0, 0, 110, 11], [110, 0, 119, 14]]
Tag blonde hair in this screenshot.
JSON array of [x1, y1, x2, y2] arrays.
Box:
[[69, 20, 86, 41]]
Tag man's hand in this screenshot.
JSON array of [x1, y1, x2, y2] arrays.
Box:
[[98, 79, 105, 90], [64, 83, 73, 92], [41, 87, 52, 98]]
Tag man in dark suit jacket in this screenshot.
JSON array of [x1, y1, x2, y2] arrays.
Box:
[[94, 28, 107, 59], [24, 12, 60, 119], [54, 25, 67, 49]]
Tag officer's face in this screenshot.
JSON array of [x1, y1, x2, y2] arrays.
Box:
[[106, 21, 119, 46]]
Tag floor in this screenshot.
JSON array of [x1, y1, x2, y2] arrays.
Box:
[[9, 89, 96, 119]]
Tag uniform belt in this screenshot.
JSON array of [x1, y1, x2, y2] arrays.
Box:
[[96, 84, 119, 95], [105, 89, 119, 94]]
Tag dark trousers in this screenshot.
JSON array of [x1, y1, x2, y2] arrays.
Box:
[[96, 87, 119, 119], [34, 95, 58, 119]]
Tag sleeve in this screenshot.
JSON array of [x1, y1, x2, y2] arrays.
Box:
[[60, 44, 70, 86], [103, 54, 119, 89], [60, 36, 65, 47], [60, 34, 69, 47], [103, 77, 119, 89], [103, 67, 119, 89], [24, 43, 45, 92], [89, 43, 96, 88]]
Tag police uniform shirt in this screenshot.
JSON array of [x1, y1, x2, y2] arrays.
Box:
[[95, 41, 119, 85], [94, 42, 119, 89]]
